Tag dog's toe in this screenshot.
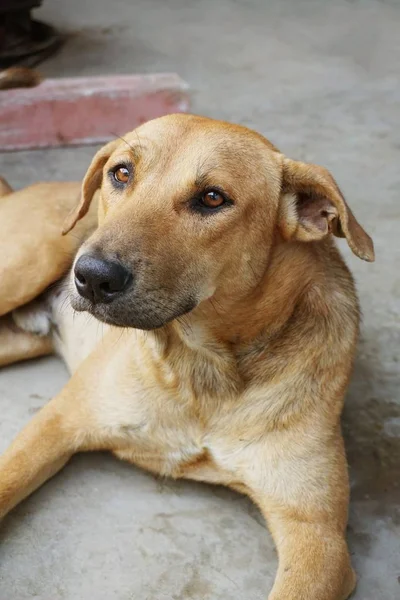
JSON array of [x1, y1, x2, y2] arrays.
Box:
[[12, 302, 51, 336]]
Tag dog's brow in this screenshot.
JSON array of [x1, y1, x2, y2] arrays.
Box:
[[194, 170, 211, 188], [194, 140, 238, 188], [195, 163, 219, 188], [114, 135, 142, 161]]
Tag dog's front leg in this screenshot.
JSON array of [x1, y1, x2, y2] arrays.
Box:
[[244, 433, 356, 600], [0, 376, 104, 520]]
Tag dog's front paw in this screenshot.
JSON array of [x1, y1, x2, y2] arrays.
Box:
[[12, 302, 51, 336]]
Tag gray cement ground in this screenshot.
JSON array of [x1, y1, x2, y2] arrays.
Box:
[[0, 0, 399, 598]]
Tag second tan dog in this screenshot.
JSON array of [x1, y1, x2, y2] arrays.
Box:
[[0, 114, 374, 599]]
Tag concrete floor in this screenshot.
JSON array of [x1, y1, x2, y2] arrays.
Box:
[[0, 0, 399, 598]]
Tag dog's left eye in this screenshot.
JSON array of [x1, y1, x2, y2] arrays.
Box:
[[200, 190, 225, 209], [192, 188, 231, 213]]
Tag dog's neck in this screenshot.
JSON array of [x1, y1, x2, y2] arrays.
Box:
[[187, 241, 320, 344]]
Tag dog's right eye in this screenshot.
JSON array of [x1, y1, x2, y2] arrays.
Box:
[[113, 166, 130, 184]]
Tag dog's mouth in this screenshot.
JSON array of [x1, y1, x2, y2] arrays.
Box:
[[70, 289, 197, 330]]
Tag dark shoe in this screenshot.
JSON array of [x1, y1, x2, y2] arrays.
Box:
[[0, 9, 62, 68]]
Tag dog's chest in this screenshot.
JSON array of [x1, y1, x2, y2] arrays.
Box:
[[110, 391, 216, 479], [102, 355, 234, 480], [114, 426, 207, 479]]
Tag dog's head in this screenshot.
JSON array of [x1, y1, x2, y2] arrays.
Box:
[[65, 114, 374, 329]]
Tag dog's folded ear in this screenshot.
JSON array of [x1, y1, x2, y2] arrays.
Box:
[[62, 139, 120, 235], [278, 158, 374, 262]]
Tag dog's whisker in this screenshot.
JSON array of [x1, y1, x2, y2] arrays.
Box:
[[209, 298, 223, 320], [133, 129, 143, 154], [112, 132, 137, 156]]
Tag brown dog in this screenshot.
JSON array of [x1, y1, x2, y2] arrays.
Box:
[[0, 114, 374, 599]]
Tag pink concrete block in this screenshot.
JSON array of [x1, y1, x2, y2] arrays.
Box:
[[0, 73, 189, 151]]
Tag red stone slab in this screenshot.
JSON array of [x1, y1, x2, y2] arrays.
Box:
[[0, 73, 189, 151]]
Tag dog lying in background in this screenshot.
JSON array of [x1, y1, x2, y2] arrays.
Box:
[[0, 114, 374, 599]]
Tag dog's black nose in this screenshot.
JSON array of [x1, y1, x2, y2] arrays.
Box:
[[74, 255, 132, 304]]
